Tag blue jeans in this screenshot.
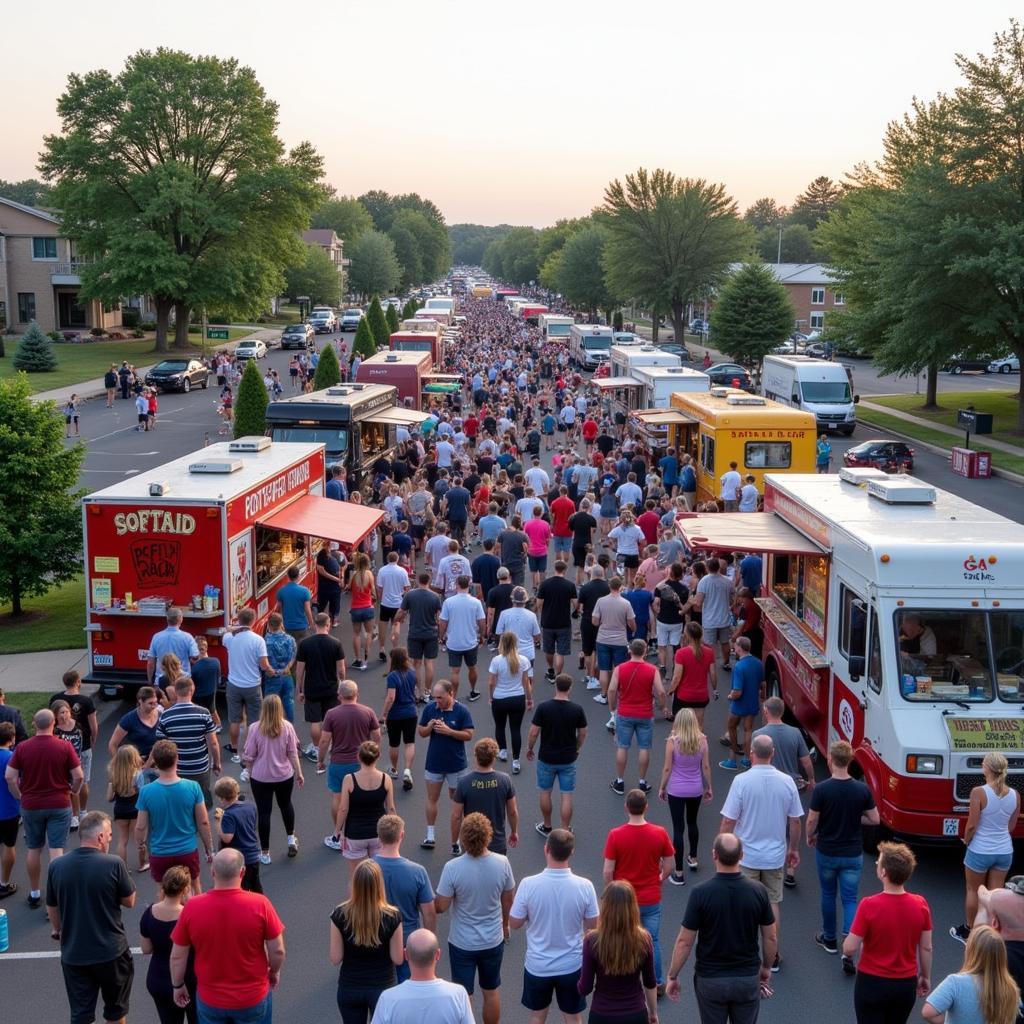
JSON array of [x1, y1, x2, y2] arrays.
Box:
[[197, 992, 272, 1024], [816, 851, 863, 941], [639, 902, 664, 986], [264, 674, 295, 722]]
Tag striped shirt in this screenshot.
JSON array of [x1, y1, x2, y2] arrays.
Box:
[[156, 702, 215, 774]]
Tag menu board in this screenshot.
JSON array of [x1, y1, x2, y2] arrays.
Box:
[[802, 556, 828, 640]]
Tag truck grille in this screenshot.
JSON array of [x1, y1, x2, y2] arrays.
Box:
[[955, 773, 1024, 801], [818, 413, 846, 423]]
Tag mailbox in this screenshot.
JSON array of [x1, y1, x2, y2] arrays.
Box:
[[957, 409, 993, 434]]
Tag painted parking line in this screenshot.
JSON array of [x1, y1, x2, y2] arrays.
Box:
[[0, 946, 144, 960]]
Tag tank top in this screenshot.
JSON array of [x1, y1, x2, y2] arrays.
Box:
[[350, 575, 374, 610], [346, 772, 388, 840], [968, 783, 1017, 855], [667, 736, 706, 798]]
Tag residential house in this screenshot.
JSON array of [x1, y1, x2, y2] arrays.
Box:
[[302, 228, 349, 290], [761, 263, 843, 332], [0, 196, 122, 334]]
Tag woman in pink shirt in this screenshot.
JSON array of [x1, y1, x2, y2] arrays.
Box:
[[524, 505, 552, 591], [636, 545, 667, 593], [242, 694, 304, 864]]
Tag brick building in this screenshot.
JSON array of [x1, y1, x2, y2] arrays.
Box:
[[762, 263, 844, 332]]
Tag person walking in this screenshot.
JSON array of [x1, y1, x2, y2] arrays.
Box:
[[106, 743, 148, 872], [104, 364, 118, 408], [592, 577, 636, 720], [951, 751, 1021, 944], [578, 566, 610, 693], [842, 841, 933, 1024], [536, 560, 578, 683], [263, 614, 298, 724], [5, 707, 83, 909], [659, 708, 713, 882], [377, 552, 411, 660], [806, 740, 878, 970], [578, 880, 658, 1024], [156, 677, 220, 807], [275, 564, 314, 645], [327, 741, 396, 877], [329, 858, 405, 1024], [49, 670, 99, 814], [608, 640, 667, 795], [46, 811, 137, 1024], [373, 815, 437, 983], [397, 573, 443, 702], [487, 631, 533, 771], [652, 564, 690, 675], [147, 609, 199, 687], [190, 639, 222, 732], [436, 813, 517, 1024], [603, 789, 675, 991], [108, 686, 162, 761], [222, 607, 271, 762], [242, 693, 303, 864], [139, 865, 198, 1024], [0, 721, 21, 897], [439, 575, 487, 699], [349, 553, 378, 671], [719, 638, 764, 772], [213, 776, 263, 893], [692, 558, 734, 672], [317, 541, 345, 628], [669, 621, 716, 726], [498, 515, 530, 588], [495, 586, 542, 684], [296, 612, 347, 765], [169, 849, 286, 1024], [719, 733, 803, 971], [665, 833, 778, 1023], [382, 647, 420, 791], [452, 738, 519, 855], [816, 434, 832, 473]]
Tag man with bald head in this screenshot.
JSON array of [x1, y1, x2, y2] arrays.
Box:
[[976, 882, 1024, 999], [170, 848, 286, 1021], [370, 928, 474, 1024], [5, 707, 84, 908]]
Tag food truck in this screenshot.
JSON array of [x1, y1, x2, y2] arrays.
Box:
[[355, 350, 462, 411], [82, 438, 383, 697], [670, 388, 817, 503], [414, 308, 452, 328], [538, 314, 574, 342], [676, 470, 1024, 840], [609, 343, 682, 379], [391, 324, 445, 367]]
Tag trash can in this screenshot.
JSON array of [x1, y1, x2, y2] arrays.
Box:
[[975, 452, 992, 478], [951, 447, 974, 477]]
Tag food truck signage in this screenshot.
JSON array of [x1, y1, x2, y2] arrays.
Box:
[[962, 554, 997, 583], [764, 490, 831, 549], [946, 718, 1024, 751], [244, 463, 312, 519], [114, 510, 197, 536]]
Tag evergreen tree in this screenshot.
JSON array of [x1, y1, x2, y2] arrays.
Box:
[[353, 318, 377, 359], [233, 359, 268, 438], [613, 310, 624, 331], [385, 302, 400, 334], [13, 322, 58, 372], [402, 298, 418, 320], [366, 295, 389, 350], [313, 344, 341, 389], [709, 262, 795, 365]]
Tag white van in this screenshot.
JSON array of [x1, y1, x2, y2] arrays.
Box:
[[570, 324, 614, 370], [538, 314, 574, 342], [761, 355, 858, 435], [631, 364, 709, 408]]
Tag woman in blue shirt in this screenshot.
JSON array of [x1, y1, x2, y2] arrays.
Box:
[[381, 647, 419, 792]]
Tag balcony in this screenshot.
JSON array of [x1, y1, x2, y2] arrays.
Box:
[[50, 260, 90, 285]]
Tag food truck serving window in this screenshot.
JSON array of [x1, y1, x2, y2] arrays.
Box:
[[700, 434, 715, 475], [745, 441, 791, 469], [896, 609, 1024, 703], [771, 554, 827, 641], [255, 525, 306, 595]]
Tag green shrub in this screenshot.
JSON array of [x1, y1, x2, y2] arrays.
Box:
[[121, 307, 141, 328], [233, 359, 269, 438], [90, 327, 106, 337], [313, 344, 341, 390], [139, 320, 157, 331], [13, 322, 58, 372]]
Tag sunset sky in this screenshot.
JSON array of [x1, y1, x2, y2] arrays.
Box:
[[0, 0, 1012, 226]]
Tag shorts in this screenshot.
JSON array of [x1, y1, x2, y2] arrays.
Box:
[[596, 642, 628, 672], [542, 628, 571, 656], [449, 940, 505, 994], [410, 524, 426, 540], [350, 606, 374, 623], [656, 621, 684, 647], [723, 500, 739, 512], [181, 770, 213, 809], [672, 696, 709, 715], [702, 625, 732, 645], [528, 555, 548, 573], [227, 682, 262, 725], [521, 968, 586, 1014], [572, 545, 589, 567], [112, 795, 139, 822], [448, 647, 478, 668], [553, 536, 572, 554], [741, 865, 784, 903], [303, 693, 338, 724], [317, 591, 341, 621], [380, 605, 400, 622], [424, 768, 469, 789], [0, 815, 20, 847], [536, 761, 577, 793], [622, 554, 640, 570], [616, 716, 654, 750], [965, 848, 1014, 873], [286, 628, 308, 645], [343, 835, 382, 860], [387, 717, 417, 746], [137, 413, 148, 424], [194, 691, 216, 711], [22, 806, 72, 850], [62, 948, 134, 1024], [327, 763, 359, 793], [580, 623, 598, 657], [79, 747, 93, 783], [408, 636, 439, 661], [150, 849, 201, 882]]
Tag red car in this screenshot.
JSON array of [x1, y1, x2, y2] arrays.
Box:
[[842, 439, 915, 473]]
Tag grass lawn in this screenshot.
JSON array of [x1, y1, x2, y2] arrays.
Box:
[[0, 577, 87, 653], [3, 692, 56, 733], [870, 390, 1024, 447]]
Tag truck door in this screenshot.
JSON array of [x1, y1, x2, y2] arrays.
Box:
[[833, 582, 874, 750]]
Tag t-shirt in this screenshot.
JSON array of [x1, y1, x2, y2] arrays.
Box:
[[592, 593, 634, 647], [136, 778, 203, 855], [220, 800, 261, 865], [316, 550, 342, 596], [46, 848, 135, 966], [674, 644, 715, 702], [401, 588, 442, 640], [729, 657, 764, 717], [436, 554, 473, 598], [471, 553, 501, 603], [223, 629, 268, 688], [190, 656, 221, 699], [498, 529, 530, 569], [511, 868, 600, 976], [487, 582, 515, 624], [454, 770, 515, 853], [680, 465, 697, 492], [7, 734, 80, 810], [437, 852, 516, 950], [478, 514, 507, 543], [569, 511, 597, 547], [524, 517, 552, 557], [809, 777, 876, 857], [682, 872, 775, 978], [0, 748, 19, 819], [330, 904, 401, 988], [739, 484, 759, 513], [850, 891, 932, 979], [624, 588, 654, 627], [696, 573, 734, 629], [609, 523, 644, 556], [171, 888, 285, 1009], [926, 973, 986, 1024], [296, 633, 345, 697], [550, 496, 576, 537], [495, 608, 541, 664], [578, 579, 610, 624], [445, 486, 471, 522], [322, 703, 379, 765], [420, 701, 474, 775], [739, 554, 763, 593], [604, 822, 674, 906], [637, 510, 661, 547], [441, 593, 485, 651], [116, 709, 160, 759], [156, 702, 215, 775], [275, 581, 312, 630], [537, 576, 577, 630], [49, 691, 96, 750], [386, 669, 419, 721], [751, 722, 808, 784], [614, 660, 659, 719], [374, 855, 435, 940], [377, 563, 410, 609], [720, 765, 803, 869], [532, 699, 587, 765], [720, 470, 742, 501], [370, 978, 474, 1024]]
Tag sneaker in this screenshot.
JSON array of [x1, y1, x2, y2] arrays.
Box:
[[637, 779, 651, 793], [586, 677, 601, 690], [420, 836, 435, 850], [468, 690, 481, 702], [740, 758, 752, 769], [27, 893, 41, 909], [287, 837, 298, 858], [259, 851, 272, 865], [784, 873, 796, 889], [815, 933, 838, 955], [771, 953, 781, 973], [545, 668, 556, 682], [606, 716, 616, 732], [231, 753, 242, 764], [686, 856, 699, 871], [387, 767, 399, 778], [323, 835, 342, 851], [224, 743, 238, 753], [69, 815, 79, 832], [719, 735, 732, 748], [593, 693, 608, 704], [512, 760, 521, 774], [719, 759, 741, 771], [451, 843, 461, 857], [610, 778, 625, 795], [303, 746, 318, 763], [487, 641, 498, 651], [378, 652, 387, 663], [498, 749, 508, 762], [721, 662, 732, 671], [669, 871, 687, 886], [316, 763, 327, 775], [535, 822, 553, 837], [239, 768, 250, 783], [842, 955, 856, 976], [402, 770, 413, 791], [950, 924, 971, 945], [0, 882, 17, 899]]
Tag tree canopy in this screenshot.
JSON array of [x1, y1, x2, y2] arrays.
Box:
[[482, 226, 541, 285], [0, 178, 53, 207], [348, 230, 401, 297], [709, 262, 795, 364], [283, 245, 342, 306], [310, 195, 373, 246], [448, 223, 513, 265], [553, 224, 615, 318], [790, 176, 843, 229]]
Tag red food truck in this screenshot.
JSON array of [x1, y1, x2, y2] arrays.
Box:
[[356, 350, 433, 408], [82, 437, 383, 698], [391, 322, 445, 367]]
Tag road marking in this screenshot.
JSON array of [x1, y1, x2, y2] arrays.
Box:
[[0, 946, 144, 960]]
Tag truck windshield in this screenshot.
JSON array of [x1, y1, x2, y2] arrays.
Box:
[[271, 426, 349, 457], [895, 608, 1024, 703], [547, 325, 571, 337], [396, 340, 432, 352], [584, 337, 610, 350], [800, 381, 852, 403]]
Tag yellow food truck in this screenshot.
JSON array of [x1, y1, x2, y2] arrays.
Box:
[[670, 388, 817, 504]]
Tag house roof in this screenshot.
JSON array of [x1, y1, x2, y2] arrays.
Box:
[[303, 229, 339, 246], [0, 195, 60, 224], [730, 262, 837, 286]]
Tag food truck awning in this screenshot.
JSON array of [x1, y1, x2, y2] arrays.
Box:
[[364, 408, 433, 426], [632, 409, 698, 426], [258, 496, 383, 548], [594, 377, 643, 389], [677, 513, 828, 556]]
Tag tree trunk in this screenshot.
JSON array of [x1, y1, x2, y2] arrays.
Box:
[[650, 310, 659, 343], [173, 302, 192, 350], [10, 574, 21, 617], [670, 298, 686, 349], [153, 297, 172, 352], [921, 363, 940, 410]]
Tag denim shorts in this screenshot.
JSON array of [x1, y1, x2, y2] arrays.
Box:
[[327, 762, 359, 793], [553, 536, 572, 554], [350, 606, 374, 623], [450, 940, 505, 994], [22, 806, 72, 850], [528, 555, 548, 573], [964, 847, 1014, 873], [536, 761, 577, 792], [616, 716, 654, 750], [596, 642, 628, 672]]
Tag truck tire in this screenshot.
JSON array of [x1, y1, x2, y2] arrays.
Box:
[[841, 425, 855, 436], [951, 364, 962, 375]]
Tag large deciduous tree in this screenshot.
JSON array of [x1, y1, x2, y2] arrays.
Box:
[[283, 246, 342, 307], [554, 224, 615, 320], [311, 195, 373, 246], [348, 230, 401, 298], [710, 262, 795, 364], [40, 48, 324, 352]]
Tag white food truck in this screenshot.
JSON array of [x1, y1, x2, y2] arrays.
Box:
[[761, 354, 858, 436], [570, 324, 614, 370]]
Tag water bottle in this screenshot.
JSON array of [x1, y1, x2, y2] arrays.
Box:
[[901, 673, 917, 697], [0, 907, 9, 952]]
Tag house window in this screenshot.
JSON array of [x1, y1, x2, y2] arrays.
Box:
[[31, 237, 58, 260], [834, 292, 845, 306], [17, 293, 36, 323], [811, 287, 825, 305], [810, 313, 825, 330]]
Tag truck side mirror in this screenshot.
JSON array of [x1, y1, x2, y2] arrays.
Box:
[[791, 392, 799, 404], [854, 394, 860, 404], [847, 654, 865, 681]]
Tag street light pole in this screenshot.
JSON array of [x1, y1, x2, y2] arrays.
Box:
[[777, 227, 783, 265]]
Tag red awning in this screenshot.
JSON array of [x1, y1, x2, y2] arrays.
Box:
[[677, 513, 827, 556], [258, 495, 383, 548]]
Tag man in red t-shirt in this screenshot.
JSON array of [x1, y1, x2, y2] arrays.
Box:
[[549, 486, 576, 561], [170, 848, 285, 1017], [463, 414, 479, 447], [5, 707, 83, 907], [581, 416, 599, 452], [603, 788, 675, 988], [637, 500, 662, 548]]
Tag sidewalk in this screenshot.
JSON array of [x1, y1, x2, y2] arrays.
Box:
[[0, 648, 90, 693]]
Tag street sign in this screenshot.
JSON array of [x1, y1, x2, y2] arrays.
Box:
[[206, 328, 229, 340]]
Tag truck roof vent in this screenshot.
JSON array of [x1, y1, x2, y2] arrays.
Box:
[[838, 466, 889, 486], [326, 387, 350, 396], [385, 354, 399, 362], [665, 366, 690, 374], [229, 436, 272, 453], [866, 478, 937, 505], [726, 394, 766, 406], [189, 459, 243, 474], [709, 386, 733, 397]]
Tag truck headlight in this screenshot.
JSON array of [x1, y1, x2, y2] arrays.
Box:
[[906, 754, 943, 774]]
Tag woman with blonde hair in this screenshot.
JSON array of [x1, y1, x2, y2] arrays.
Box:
[[658, 707, 712, 880], [488, 629, 533, 773], [923, 923, 1020, 1024], [243, 693, 304, 863], [157, 653, 182, 705], [951, 751, 1021, 943], [578, 880, 657, 1024], [347, 552, 376, 670], [106, 743, 148, 871], [329, 858, 403, 1024]]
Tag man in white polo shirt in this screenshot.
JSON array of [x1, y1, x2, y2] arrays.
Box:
[[222, 607, 272, 761]]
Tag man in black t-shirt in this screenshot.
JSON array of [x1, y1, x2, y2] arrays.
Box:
[[666, 833, 777, 1016], [50, 670, 99, 813], [396, 573, 442, 700], [527, 674, 588, 835], [486, 568, 515, 646], [536, 561, 578, 681], [653, 563, 691, 674], [471, 540, 501, 606], [315, 545, 344, 628], [577, 567, 611, 690], [568, 502, 597, 585], [295, 613, 346, 763], [452, 738, 518, 854]]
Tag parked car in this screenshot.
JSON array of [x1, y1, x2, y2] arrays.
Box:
[[988, 354, 1020, 374], [280, 323, 314, 350], [705, 362, 753, 390], [771, 339, 801, 355], [309, 309, 336, 334], [842, 439, 915, 473], [234, 339, 268, 360], [145, 358, 210, 393], [941, 354, 992, 374], [689, 318, 710, 334], [340, 308, 364, 331], [658, 342, 692, 361], [804, 342, 829, 358]]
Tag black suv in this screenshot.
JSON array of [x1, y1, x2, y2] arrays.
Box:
[[281, 323, 314, 350], [145, 359, 210, 393]]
